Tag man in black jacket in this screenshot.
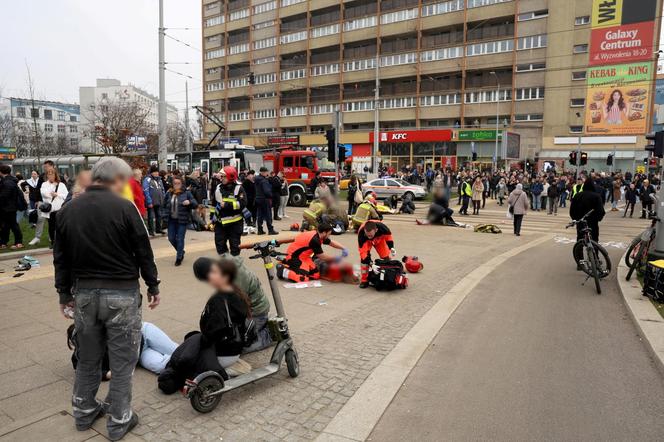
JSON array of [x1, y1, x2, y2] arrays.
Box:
[[255, 167, 277, 235], [0, 165, 24, 248], [242, 170, 256, 226], [54, 157, 160, 441], [570, 178, 605, 242]]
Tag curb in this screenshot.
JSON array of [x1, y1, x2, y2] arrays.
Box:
[[0, 247, 51, 262], [316, 234, 552, 442], [617, 254, 664, 374]]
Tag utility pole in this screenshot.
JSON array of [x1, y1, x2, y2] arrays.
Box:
[[490, 71, 499, 172], [334, 109, 341, 194], [372, 53, 380, 176], [575, 136, 582, 179], [185, 81, 192, 154], [158, 0, 167, 170]]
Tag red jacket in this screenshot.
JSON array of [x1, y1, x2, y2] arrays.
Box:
[[129, 178, 147, 216]]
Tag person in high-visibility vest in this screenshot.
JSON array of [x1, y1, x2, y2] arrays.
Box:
[[460, 178, 472, 215], [357, 221, 395, 288], [302, 198, 329, 230], [351, 195, 381, 230], [277, 223, 347, 282], [213, 166, 246, 256], [571, 177, 584, 198]]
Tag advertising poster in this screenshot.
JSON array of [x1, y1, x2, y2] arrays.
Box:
[[589, 0, 657, 66], [654, 78, 664, 132], [584, 62, 652, 135]]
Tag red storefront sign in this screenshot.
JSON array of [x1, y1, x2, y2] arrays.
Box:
[[267, 135, 300, 146], [351, 144, 371, 157], [439, 156, 457, 170], [369, 129, 452, 143], [589, 21, 654, 66]]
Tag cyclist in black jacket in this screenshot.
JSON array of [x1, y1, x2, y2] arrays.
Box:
[[570, 178, 605, 242]]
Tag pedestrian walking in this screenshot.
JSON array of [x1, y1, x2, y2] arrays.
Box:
[[164, 176, 197, 266], [507, 183, 529, 236], [54, 157, 160, 441], [255, 167, 277, 235], [639, 179, 655, 218], [143, 165, 165, 236], [623, 183, 637, 217], [214, 166, 247, 255], [40, 168, 68, 249], [547, 179, 559, 215], [611, 176, 622, 211], [29, 160, 55, 245], [496, 178, 507, 206], [531, 178, 543, 211], [0, 164, 25, 249]]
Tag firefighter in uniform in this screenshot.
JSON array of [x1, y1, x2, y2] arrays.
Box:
[[460, 178, 472, 215], [351, 194, 381, 230], [277, 223, 347, 282], [213, 166, 246, 256], [357, 221, 396, 288], [302, 197, 330, 230]]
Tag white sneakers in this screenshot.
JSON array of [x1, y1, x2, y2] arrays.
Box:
[[28, 238, 40, 246]]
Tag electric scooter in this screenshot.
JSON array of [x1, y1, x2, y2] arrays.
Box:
[[183, 239, 300, 413]]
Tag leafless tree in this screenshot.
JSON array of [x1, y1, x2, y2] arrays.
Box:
[[87, 99, 154, 154], [0, 114, 11, 147], [166, 120, 188, 153], [25, 63, 43, 160]]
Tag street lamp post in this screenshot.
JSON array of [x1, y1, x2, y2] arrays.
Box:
[[158, 0, 167, 171], [490, 71, 499, 172]]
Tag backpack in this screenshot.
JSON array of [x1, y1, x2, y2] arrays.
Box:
[[368, 259, 408, 291]]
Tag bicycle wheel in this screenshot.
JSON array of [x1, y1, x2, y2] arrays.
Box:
[[626, 241, 648, 281], [590, 241, 612, 278], [624, 236, 641, 268], [588, 246, 602, 294]]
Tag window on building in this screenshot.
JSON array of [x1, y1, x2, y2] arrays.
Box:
[[16, 107, 26, 118], [70, 115, 77, 122], [573, 44, 589, 53], [58, 111, 66, 121], [57, 125, 66, 134], [575, 16, 590, 25], [569, 126, 583, 133], [70, 125, 78, 133], [515, 87, 545, 100], [44, 109, 53, 120], [518, 10, 548, 21], [570, 98, 585, 107], [70, 138, 79, 148], [44, 123, 53, 132], [517, 34, 547, 50], [572, 71, 587, 81], [513, 114, 543, 122], [515, 62, 546, 72], [30, 108, 39, 118], [101, 93, 108, 99]]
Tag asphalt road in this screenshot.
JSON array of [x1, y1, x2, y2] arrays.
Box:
[[370, 238, 664, 441]]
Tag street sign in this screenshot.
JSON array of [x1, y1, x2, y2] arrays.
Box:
[[455, 129, 503, 141]]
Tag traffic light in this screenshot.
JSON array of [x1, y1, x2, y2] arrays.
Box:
[[326, 129, 336, 161], [247, 72, 256, 85], [644, 157, 649, 164], [338, 144, 346, 162], [472, 152, 478, 161], [580, 152, 588, 166], [569, 151, 577, 166], [606, 154, 613, 166], [645, 131, 664, 158]]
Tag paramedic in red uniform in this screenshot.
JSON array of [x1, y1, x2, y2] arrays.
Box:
[[280, 223, 347, 282], [357, 221, 396, 288]]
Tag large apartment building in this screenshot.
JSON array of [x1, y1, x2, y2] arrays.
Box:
[[201, 0, 661, 172]]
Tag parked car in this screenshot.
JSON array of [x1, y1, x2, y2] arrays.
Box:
[[339, 173, 368, 190], [362, 178, 427, 200]]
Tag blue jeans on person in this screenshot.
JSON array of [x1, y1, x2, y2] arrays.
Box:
[[167, 220, 187, 260], [242, 313, 273, 354], [72, 288, 142, 440], [559, 191, 568, 208], [533, 194, 542, 210], [139, 322, 177, 374]]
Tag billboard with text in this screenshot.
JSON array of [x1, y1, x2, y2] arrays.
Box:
[[584, 62, 652, 135]]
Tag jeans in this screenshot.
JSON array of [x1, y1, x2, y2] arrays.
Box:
[[559, 192, 568, 208], [242, 313, 273, 354], [279, 195, 289, 217], [256, 199, 273, 232], [167, 220, 187, 260], [147, 205, 163, 234], [533, 194, 542, 210], [139, 322, 177, 374], [460, 195, 470, 214], [72, 288, 142, 440], [0, 211, 23, 246], [513, 214, 524, 234], [548, 198, 558, 215]]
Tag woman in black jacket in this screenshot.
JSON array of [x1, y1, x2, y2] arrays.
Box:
[[347, 175, 361, 215], [198, 258, 253, 373], [163, 176, 197, 266]]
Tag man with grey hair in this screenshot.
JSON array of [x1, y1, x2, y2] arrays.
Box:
[[54, 157, 160, 441]]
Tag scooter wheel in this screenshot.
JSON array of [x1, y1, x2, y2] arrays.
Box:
[[190, 376, 223, 413], [285, 349, 300, 378]]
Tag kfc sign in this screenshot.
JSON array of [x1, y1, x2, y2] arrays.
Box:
[[370, 129, 452, 143]]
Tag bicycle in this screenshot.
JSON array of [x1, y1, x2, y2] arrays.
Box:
[[625, 210, 659, 281], [566, 209, 612, 294]]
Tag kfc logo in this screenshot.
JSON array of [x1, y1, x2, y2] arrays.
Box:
[[380, 133, 388, 142], [391, 133, 408, 141]]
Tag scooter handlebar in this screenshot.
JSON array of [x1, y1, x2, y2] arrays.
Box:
[[239, 238, 295, 250]]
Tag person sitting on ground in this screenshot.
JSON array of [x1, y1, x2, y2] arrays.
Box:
[[277, 223, 347, 282], [399, 193, 415, 214], [351, 194, 382, 230], [302, 197, 330, 231], [193, 255, 272, 353], [417, 188, 458, 226], [357, 221, 396, 289], [197, 258, 255, 376], [386, 195, 399, 211], [324, 200, 350, 234]]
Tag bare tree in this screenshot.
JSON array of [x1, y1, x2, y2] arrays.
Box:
[[25, 63, 43, 160], [87, 99, 154, 154], [0, 114, 11, 147], [166, 120, 187, 153]]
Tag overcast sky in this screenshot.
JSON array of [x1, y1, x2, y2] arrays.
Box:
[[0, 0, 201, 117]]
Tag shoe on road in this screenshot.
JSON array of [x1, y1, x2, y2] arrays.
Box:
[[359, 282, 369, 289], [108, 413, 139, 441], [75, 405, 106, 432], [274, 216, 282, 221], [257, 230, 266, 235], [268, 230, 279, 235], [28, 238, 40, 246]]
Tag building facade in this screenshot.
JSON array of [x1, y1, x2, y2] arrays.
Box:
[[7, 97, 81, 155], [79, 78, 179, 153], [201, 0, 661, 172]]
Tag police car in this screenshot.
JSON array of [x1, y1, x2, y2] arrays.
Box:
[[362, 178, 427, 200]]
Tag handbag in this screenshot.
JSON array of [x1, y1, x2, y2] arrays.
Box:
[[508, 192, 522, 215], [354, 188, 363, 204], [224, 299, 257, 347], [39, 183, 59, 213]]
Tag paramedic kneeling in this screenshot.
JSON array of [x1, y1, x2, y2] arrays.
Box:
[[357, 221, 395, 288], [279, 223, 347, 282]]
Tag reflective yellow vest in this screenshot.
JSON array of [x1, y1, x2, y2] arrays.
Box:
[[572, 184, 583, 198], [462, 182, 472, 197], [352, 202, 378, 226], [303, 200, 326, 226]]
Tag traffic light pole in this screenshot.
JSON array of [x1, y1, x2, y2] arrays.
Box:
[[575, 136, 581, 179], [334, 110, 341, 194]]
